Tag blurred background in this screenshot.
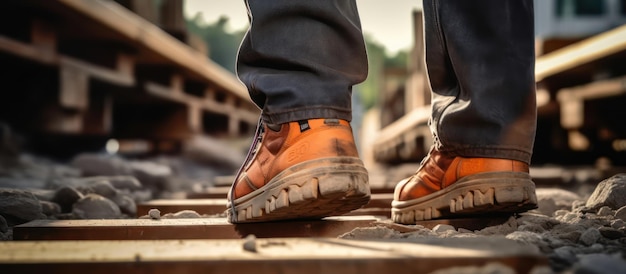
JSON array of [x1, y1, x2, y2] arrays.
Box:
[[1, 0, 626, 201]]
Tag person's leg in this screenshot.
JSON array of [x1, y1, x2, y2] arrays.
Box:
[[392, 0, 538, 224], [228, 0, 370, 223], [237, 0, 368, 124]]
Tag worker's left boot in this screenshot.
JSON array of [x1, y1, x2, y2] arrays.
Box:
[[227, 118, 370, 223]]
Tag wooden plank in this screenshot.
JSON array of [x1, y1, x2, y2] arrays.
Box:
[[59, 63, 89, 110], [136, 199, 227, 217], [0, 35, 133, 87], [61, 57, 134, 87], [373, 107, 430, 147], [0, 34, 57, 64], [137, 194, 391, 218], [12, 216, 382, 241], [535, 24, 626, 81], [556, 76, 626, 129], [186, 186, 230, 199], [144, 81, 258, 125], [0, 237, 546, 274], [54, 0, 252, 102]]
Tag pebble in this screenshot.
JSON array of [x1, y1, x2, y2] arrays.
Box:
[[610, 219, 625, 229], [77, 180, 118, 198], [432, 224, 456, 233], [580, 228, 602, 246], [242, 234, 257, 252], [0, 215, 7, 233], [72, 194, 121, 219], [39, 201, 61, 217], [148, 209, 161, 220], [615, 205, 626, 221], [171, 210, 201, 219], [598, 227, 624, 239], [573, 253, 626, 274], [111, 193, 136, 216], [586, 174, 626, 210], [597, 206, 614, 216], [0, 188, 43, 225], [52, 186, 83, 213]]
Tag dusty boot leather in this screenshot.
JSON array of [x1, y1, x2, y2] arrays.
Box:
[[227, 118, 370, 223], [392, 149, 537, 224]]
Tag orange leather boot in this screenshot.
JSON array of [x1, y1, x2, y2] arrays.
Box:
[[227, 118, 370, 223], [392, 149, 537, 224]]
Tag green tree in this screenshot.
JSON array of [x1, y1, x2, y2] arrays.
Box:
[[186, 13, 246, 73], [358, 35, 409, 110]]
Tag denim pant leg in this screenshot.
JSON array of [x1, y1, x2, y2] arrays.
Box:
[[422, 0, 537, 164], [236, 0, 368, 124]]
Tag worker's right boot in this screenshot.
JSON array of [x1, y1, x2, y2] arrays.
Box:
[[392, 149, 537, 224]]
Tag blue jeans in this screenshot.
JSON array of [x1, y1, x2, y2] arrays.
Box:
[[236, 0, 537, 164]]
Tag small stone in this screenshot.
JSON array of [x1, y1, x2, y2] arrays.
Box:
[[0, 188, 43, 225], [111, 193, 136, 216], [615, 205, 626, 221], [556, 212, 580, 223], [242, 234, 257, 252], [52, 186, 83, 213], [39, 201, 61, 217], [573, 253, 626, 274], [71, 153, 133, 177], [554, 210, 569, 217], [535, 188, 582, 216], [0, 215, 8, 233], [611, 219, 625, 229], [586, 174, 626, 210], [572, 200, 587, 211], [598, 226, 625, 239], [28, 189, 56, 202], [518, 223, 545, 233], [597, 206, 614, 216], [148, 209, 161, 220], [579, 228, 602, 246], [77, 180, 118, 198], [101, 176, 142, 191], [553, 246, 577, 264], [72, 194, 122, 219], [171, 210, 201, 219], [432, 224, 456, 233]]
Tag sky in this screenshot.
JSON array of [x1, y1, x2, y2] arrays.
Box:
[[183, 0, 423, 54]]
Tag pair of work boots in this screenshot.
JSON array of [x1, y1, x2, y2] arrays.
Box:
[[227, 118, 537, 224]]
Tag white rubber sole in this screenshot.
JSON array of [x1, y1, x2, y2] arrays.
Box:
[[227, 157, 370, 223], [391, 172, 537, 224]]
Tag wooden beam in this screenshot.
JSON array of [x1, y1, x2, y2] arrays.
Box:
[[536, 24, 626, 81], [54, 0, 251, 102], [145, 81, 259, 127], [60, 57, 134, 87], [59, 63, 89, 110], [556, 76, 626, 129], [0, 237, 547, 274], [13, 216, 383, 240], [136, 194, 393, 219], [0, 34, 57, 64]]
